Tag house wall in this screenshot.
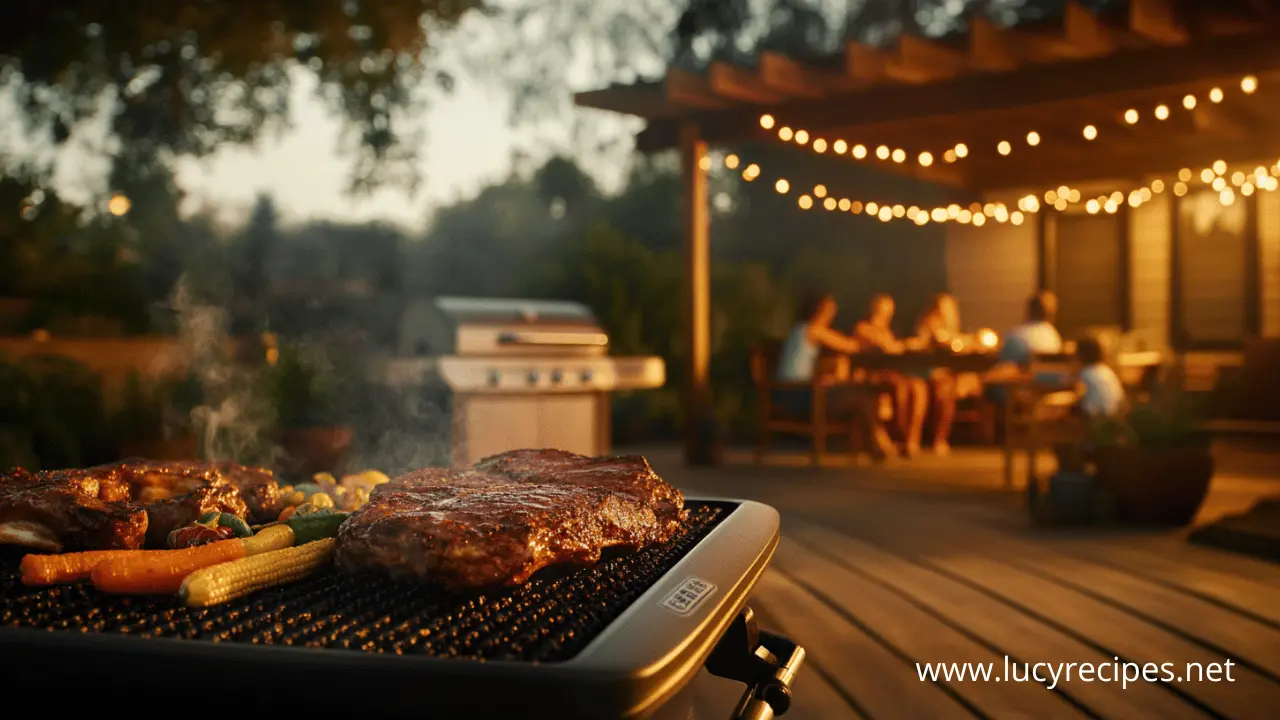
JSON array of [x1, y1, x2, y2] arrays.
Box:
[[944, 218, 1038, 333], [1260, 189, 1280, 338], [1127, 193, 1172, 350]]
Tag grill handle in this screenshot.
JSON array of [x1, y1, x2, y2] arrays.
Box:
[[495, 331, 609, 348], [706, 606, 806, 720]]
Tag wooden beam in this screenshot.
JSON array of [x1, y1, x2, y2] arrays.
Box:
[[634, 32, 1280, 153], [758, 52, 838, 98], [1063, 0, 1118, 56], [1190, 104, 1253, 140], [844, 41, 891, 86], [888, 35, 967, 83], [707, 62, 786, 104], [969, 17, 1021, 72], [573, 82, 672, 119], [666, 68, 731, 110], [964, 132, 1280, 191], [1129, 0, 1189, 44], [679, 123, 713, 466]]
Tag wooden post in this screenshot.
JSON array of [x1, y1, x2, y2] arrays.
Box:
[[680, 122, 713, 465]]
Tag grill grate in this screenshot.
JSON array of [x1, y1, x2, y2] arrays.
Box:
[[0, 503, 726, 663]]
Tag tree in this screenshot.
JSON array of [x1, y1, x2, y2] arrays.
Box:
[[1, 0, 483, 193]]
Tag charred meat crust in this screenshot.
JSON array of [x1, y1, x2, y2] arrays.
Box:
[[336, 449, 687, 590], [0, 459, 282, 550]]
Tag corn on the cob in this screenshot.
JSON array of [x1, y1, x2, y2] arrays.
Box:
[[241, 524, 295, 555], [180, 538, 336, 607]]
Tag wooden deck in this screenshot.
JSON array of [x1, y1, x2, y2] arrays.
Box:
[[634, 445, 1280, 720]]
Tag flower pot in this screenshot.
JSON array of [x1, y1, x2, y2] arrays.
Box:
[[1093, 447, 1215, 526], [274, 426, 354, 481], [120, 435, 200, 461]]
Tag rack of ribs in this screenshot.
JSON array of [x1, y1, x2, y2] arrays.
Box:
[[335, 449, 688, 590], [0, 459, 282, 551]]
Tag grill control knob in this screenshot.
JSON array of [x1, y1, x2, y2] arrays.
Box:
[[527, 371, 540, 385], [550, 369, 563, 384], [580, 369, 594, 383], [487, 370, 501, 387]]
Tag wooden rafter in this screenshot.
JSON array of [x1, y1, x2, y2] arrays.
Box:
[[666, 68, 731, 109], [707, 62, 786, 104], [968, 17, 1021, 72], [887, 35, 967, 83], [1128, 0, 1188, 44], [1061, 0, 1119, 56], [843, 41, 891, 86], [758, 52, 847, 97]]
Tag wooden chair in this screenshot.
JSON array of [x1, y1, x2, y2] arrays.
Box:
[[750, 341, 869, 465], [1000, 356, 1081, 487]]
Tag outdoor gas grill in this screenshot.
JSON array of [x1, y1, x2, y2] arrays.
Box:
[[0, 499, 802, 720], [383, 296, 666, 466]]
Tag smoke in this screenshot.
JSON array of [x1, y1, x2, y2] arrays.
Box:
[[170, 278, 277, 467], [344, 358, 453, 475]]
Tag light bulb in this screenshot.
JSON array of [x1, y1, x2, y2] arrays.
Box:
[[724, 154, 740, 169], [1026, 131, 1040, 146], [997, 141, 1012, 155], [775, 179, 790, 194], [812, 138, 828, 153], [892, 204, 905, 218], [1011, 211, 1025, 225], [1174, 182, 1188, 196], [1210, 87, 1224, 103], [1200, 168, 1215, 183], [891, 148, 906, 163], [853, 144, 867, 159], [875, 145, 890, 160], [954, 143, 969, 158], [1183, 94, 1197, 110], [972, 213, 987, 227], [943, 149, 957, 163], [918, 151, 934, 167], [1213, 160, 1227, 175], [1178, 168, 1192, 182], [1124, 109, 1139, 124], [1083, 125, 1097, 140], [1086, 199, 1100, 214], [824, 197, 837, 210], [838, 198, 851, 211], [1154, 104, 1169, 120], [833, 139, 848, 154], [798, 195, 813, 209], [759, 114, 776, 129], [778, 127, 793, 141], [794, 129, 809, 145], [1242, 75, 1258, 94], [814, 184, 827, 198]]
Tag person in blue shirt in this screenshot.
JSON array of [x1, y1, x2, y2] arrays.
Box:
[[984, 291, 1064, 404], [775, 292, 896, 460]]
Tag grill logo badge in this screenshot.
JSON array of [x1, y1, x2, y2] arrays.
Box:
[[661, 577, 717, 616]]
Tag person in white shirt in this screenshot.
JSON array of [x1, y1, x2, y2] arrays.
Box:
[[1074, 336, 1126, 417], [984, 291, 1064, 403]]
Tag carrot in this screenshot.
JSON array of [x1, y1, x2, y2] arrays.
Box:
[[90, 539, 248, 595], [20, 550, 140, 586]]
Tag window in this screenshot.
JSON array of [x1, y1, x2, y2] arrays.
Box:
[[1042, 210, 1127, 338], [1172, 189, 1260, 349]]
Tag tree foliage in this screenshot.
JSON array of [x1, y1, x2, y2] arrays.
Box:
[[1, 0, 484, 193]]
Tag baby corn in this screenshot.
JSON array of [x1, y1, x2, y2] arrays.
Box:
[[180, 538, 336, 607]]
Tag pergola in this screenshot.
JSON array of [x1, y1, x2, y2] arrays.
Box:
[[574, 0, 1280, 464]]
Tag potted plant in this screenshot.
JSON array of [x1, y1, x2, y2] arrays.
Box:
[[1086, 398, 1215, 526], [262, 342, 352, 480]]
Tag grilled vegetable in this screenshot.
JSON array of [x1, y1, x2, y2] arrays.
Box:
[[91, 539, 247, 594], [277, 506, 297, 522], [196, 511, 254, 538], [167, 523, 235, 549], [287, 509, 347, 545], [179, 538, 337, 607], [20, 550, 139, 586], [307, 492, 334, 509], [92, 525, 298, 595]]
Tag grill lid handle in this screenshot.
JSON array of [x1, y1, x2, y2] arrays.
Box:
[[707, 606, 806, 720], [496, 331, 608, 348]]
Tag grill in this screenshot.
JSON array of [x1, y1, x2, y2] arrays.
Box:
[[0, 499, 802, 720], [384, 296, 665, 466]]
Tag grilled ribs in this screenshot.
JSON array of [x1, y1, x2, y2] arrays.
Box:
[[336, 449, 687, 589], [0, 459, 282, 551]]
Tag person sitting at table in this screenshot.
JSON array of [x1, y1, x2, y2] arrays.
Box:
[[852, 294, 929, 457], [777, 292, 897, 459], [984, 290, 1064, 388], [1073, 336, 1126, 418], [914, 292, 981, 456]]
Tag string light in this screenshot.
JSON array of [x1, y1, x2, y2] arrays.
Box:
[[1083, 125, 1097, 140], [891, 148, 906, 163], [814, 184, 827, 198], [1154, 104, 1170, 120], [778, 126, 794, 141], [775, 179, 790, 193], [954, 143, 969, 158], [760, 114, 776, 129], [812, 138, 828, 153], [724, 154, 740, 169], [1183, 95, 1196, 110], [1213, 160, 1228, 175], [852, 144, 868, 159], [918, 151, 934, 167], [838, 198, 851, 211], [944, 149, 958, 163], [875, 145, 890, 160], [1242, 75, 1258, 94], [824, 197, 838, 210], [1210, 87, 1224, 103], [833, 139, 847, 154], [1026, 131, 1040, 146], [794, 129, 809, 145], [1124, 109, 1139, 124], [698, 155, 712, 171], [798, 195, 813, 209], [997, 141, 1012, 155]]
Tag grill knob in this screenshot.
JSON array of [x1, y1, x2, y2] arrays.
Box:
[[580, 369, 594, 383], [487, 370, 501, 387], [527, 371, 540, 385], [550, 369, 563, 384]]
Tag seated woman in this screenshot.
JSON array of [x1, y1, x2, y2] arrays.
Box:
[[914, 292, 982, 455], [776, 292, 897, 460], [983, 291, 1065, 402], [852, 294, 929, 457]]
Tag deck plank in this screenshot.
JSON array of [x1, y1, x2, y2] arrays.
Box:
[[786, 523, 1211, 720], [772, 538, 1090, 719], [1003, 551, 1280, 679], [1117, 537, 1280, 588], [750, 569, 973, 720], [923, 554, 1280, 719]]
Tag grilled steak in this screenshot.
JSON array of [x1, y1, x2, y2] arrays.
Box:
[[0, 459, 280, 551], [336, 450, 687, 589]]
